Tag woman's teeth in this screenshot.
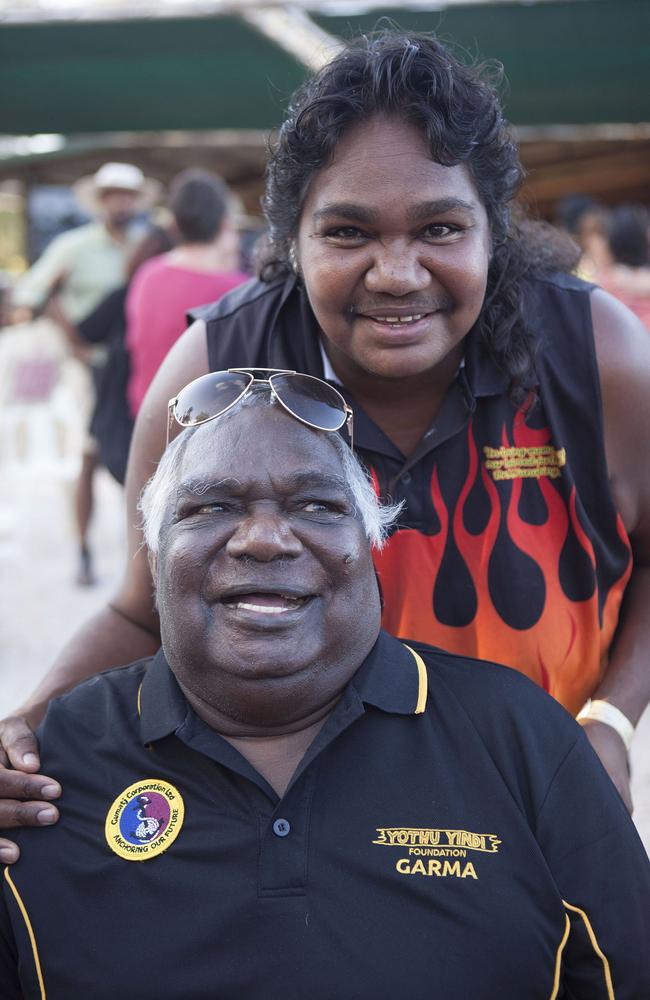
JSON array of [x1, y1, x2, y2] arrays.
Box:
[[372, 314, 424, 325]]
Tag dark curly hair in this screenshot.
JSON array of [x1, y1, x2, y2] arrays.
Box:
[[261, 32, 578, 401]]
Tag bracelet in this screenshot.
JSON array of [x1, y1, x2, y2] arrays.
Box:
[[577, 700, 635, 751]]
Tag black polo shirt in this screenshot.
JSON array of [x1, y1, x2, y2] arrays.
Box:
[[1, 633, 648, 999]]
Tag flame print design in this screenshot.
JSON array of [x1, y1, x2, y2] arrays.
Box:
[[372, 413, 632, 716]]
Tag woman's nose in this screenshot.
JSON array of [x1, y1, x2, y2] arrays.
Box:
[[226, 510, 304, 562], [364, 243, 431, 296]]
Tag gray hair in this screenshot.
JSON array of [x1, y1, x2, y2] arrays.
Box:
[[139, 389, 402, 556]]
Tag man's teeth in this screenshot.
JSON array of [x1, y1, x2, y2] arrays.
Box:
[[372, 314, 424, 324], [231, 595, 307, 614]]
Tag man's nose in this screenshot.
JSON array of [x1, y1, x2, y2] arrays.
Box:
[[364, 242, 431, 296], [226, 510, 304, 561]]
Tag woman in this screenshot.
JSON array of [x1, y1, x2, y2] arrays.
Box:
[[1, 32, 649, 854], [125, 168, 247, 417]]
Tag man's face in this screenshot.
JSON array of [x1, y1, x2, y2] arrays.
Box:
[[296, 115, 491, 383], [156, 405, 381, 730], [98, 188, 139, 229]]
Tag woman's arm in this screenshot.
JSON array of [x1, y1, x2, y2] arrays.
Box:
[[581, 289, 650, 810]]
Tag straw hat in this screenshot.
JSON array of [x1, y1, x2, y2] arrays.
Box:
[[73, 162, 160, 214]]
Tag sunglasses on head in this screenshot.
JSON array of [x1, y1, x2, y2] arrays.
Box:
[[167, 368, 354, 448]]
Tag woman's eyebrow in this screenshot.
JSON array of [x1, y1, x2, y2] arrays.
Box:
[[312, 197, 478, 225], [407, 198, 478, 221], [312, 203, 378, 225]]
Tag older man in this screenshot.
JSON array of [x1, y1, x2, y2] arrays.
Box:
[[1, 379, 648, 999]]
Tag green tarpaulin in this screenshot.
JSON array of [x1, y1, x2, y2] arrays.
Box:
[[0, 1, 648, 135]]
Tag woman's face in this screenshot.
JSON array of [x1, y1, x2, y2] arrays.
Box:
[[295, 116, 491, 383]]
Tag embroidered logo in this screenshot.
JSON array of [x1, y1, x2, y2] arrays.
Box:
[[372, 827, 502, 881], [105, 780, 184, 861], [483, 444, 566, 481]]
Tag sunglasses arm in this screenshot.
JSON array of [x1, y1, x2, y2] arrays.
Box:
[[345, 407, 354, 451], [166, 399, 177, 447]]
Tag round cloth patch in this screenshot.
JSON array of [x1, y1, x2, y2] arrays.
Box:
[[105, 779, 184, 861]]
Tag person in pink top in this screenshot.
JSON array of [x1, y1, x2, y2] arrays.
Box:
[[126, 169, 248, 415]]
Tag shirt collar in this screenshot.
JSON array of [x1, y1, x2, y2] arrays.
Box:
[[138, 629, 427, 746], [351, 630, 428, 715], [462, 322, 509, 398], [138, 647, 188, 745]]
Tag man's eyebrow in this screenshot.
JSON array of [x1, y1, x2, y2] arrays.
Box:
[[283, 470, 349, 493], [174, 472, 349, 501], [175, 478, 241, 502]]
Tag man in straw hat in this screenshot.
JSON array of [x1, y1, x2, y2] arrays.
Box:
[[12, 163, 158, 329], [11, 162, 159, 584]]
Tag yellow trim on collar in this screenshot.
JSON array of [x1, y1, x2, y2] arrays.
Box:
[[402, 644, 428, 714], [136, 682, 143, 718], [4, 867, 46, 998]]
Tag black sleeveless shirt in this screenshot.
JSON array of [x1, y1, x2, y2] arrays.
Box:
[[195, 271, 632, 714]]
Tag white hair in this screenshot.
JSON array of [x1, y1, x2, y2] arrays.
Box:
[[139, 390, 402, 556]]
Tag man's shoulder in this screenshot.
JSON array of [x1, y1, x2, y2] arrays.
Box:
[[409, 640, 578, 736], [40, 657, 154, 739], [405, 640, 583, 815], [50, 222, 104, 252]]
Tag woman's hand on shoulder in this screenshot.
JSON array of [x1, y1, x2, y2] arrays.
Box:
[[0, 714, 60, 863]]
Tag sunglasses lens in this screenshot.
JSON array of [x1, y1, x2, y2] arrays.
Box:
[[174, 371, 250, 426], [271, 373, 346, 431]]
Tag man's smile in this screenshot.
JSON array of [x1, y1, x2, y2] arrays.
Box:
[[218, 584, 316, 621], [224, 593, 313, 614]]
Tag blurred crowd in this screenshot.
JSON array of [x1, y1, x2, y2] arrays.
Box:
[[556, 194, 650, 327], [2, 162, 252, 584]]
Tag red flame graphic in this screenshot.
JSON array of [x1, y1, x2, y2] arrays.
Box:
[[373, 418, 632, 715]]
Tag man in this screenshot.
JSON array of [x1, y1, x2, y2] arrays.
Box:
[[0, 384, 648, 998], [11, 162, 158, 583]]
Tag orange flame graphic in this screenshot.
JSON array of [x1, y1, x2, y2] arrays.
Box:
[[373, 418, 632, 715]]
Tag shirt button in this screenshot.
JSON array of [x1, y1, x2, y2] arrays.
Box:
[[400, 472, 412, 486], [273, 818, 291, 838]]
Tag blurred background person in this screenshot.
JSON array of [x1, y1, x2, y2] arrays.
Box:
[[77, 224, 176, 486], [125, 168, 248, 418], [601, 204, 650, 329], [555, 192, 611, 284], [9, 162, 159, 585]]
